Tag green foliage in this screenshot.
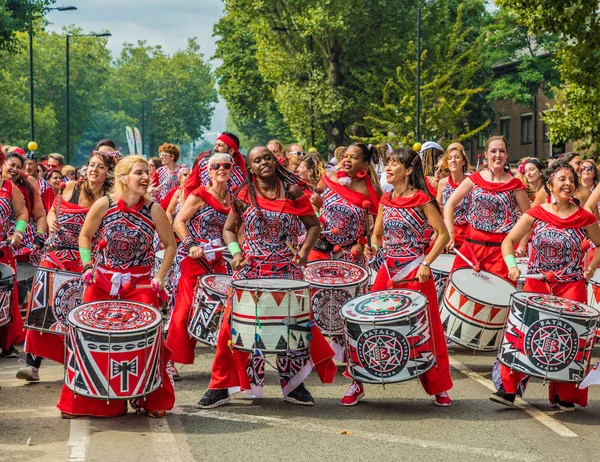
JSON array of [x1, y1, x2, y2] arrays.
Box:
[[0, 0, 54, 52]]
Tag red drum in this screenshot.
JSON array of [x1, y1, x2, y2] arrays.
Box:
[[304, 260, 369, 335], [25, 267, 83, 334], [188, 274, 232, 346], [0, 263, 14, 327], [500, 293, 599, 382], [65, 300, 163, 400], [341, 289, 435, 384]]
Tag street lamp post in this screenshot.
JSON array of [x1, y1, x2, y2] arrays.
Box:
[[66, 32, 111, 164], [29, 6, 77, 142], [141, 98, 166, 156], [416, 1, 432, 143]]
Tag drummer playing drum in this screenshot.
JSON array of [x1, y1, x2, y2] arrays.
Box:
[[495, 161, 600, 410]]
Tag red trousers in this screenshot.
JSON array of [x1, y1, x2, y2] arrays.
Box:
[[499, 279, 590, 407], [0, 248, 24, 350], [57, 271, 175, 417], [370, 264, 453, 395], [165, 256, 227, 364], [452, 226, 508, 280]]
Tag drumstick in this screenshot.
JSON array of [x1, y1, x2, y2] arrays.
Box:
[[320, 228, 340, 236], [387, 277, 420, 288], [454, 248, 480, 272], [83, 239, 108, 284], [475, 154, 481, 171], [520, 271, 557, 283], [277, 230, 298, 255], [122, 281, 169, 301], [333, 244, 358, 261], [362, 200, 372, 249], [55, 182, 67, 219], [203, 246, 227, 255]]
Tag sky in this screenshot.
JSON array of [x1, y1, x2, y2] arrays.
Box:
[[45, 0, 228, 139]]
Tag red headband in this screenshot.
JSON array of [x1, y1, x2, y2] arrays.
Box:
[[217, 134, 239, 153]]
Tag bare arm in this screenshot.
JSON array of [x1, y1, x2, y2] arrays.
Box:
[[443, 177, 474, 250], [532, 187, 546, 206], [223, 202, 244, 270], [436, 177, 447, 207], [151, 202, 177, 286], [8, 187, 28, 247], [165, 190, 180, 225], [514, 189, 532, 256], [364, 205, 384, 261], [417, 203, 449, 283], [584, 223, 600, 279], [79, 197, 109, 252], [584, 187, 600, 220], [173, 194, 205, 241], [501, 214, 534, 281]]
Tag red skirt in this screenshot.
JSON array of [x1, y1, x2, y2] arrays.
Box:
[[452, 226, 509, 280], [0, 247, 24, 350]]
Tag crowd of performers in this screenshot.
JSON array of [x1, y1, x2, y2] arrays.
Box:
[[0, 132, 599, 419]]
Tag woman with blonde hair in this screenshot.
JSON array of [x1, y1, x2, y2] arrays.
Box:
[[57, 155, 176, 419]]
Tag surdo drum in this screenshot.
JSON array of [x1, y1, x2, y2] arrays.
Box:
[[25, 267, 84, 334], [65, 300, 163, 400], [0, 263, 14, 327], [440, 269, 516, 350], [586, 270, 600, 338], [341, 289, 435, 384], [188, 274, 232, 346], [303, 260, 369, 335], [499, 293, 599, 382], [430, 254, 455, 303], [230, 279, 310, 354]]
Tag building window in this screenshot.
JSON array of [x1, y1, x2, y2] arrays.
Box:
[[500, 118, 510, 143], [542, 122, 549, 142], [477, 131, 486, 149], [521, 114, 533, 144]]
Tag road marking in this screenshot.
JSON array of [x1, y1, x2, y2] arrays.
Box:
[[450, 357, 579, 438], [175, 408, 540, 461], [0, 407, 56, 417], [67, 418, 90, 461], [148, 414, 194, 462]]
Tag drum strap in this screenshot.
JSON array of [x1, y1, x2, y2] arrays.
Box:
[[466, 238, 501, 247]]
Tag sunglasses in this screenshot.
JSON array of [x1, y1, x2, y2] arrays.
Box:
[[583, 166, 595, 172], [210, 162, 232, 170], [289, 151, 306, 157], [159, 152, 173, 158]]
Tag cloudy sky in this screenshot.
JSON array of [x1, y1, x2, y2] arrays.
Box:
[[46, 0, 228, 137]]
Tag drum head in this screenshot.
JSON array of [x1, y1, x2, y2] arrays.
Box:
[[232, 278, 309, 291], [200, 274, 232, 296], [512, 292, 600, 319], [155, 250, 165, 262], [430, 254, 455, 274], [0, 263, 14, 285], [450, 269, 516, 307], [341, 289, 427, 322], [68, 300, 162, 332], [589, 268, 600, 286], [304, 260, 369, 288]]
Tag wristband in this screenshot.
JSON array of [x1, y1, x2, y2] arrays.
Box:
[[315, 212, 320, 218], [15, 220, 27, 233], [504, 254, 517, 269], [36, 230, 45, 235], [227, 241, 242, 256], [82, 262, 93, 271], [371, 243, 379, 251], [80, 248, 92, 265]]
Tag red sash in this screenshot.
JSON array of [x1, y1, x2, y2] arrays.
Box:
[[526, 205, 596, 229], [470, 172, 525, 192], [237, 184, 315, 216], [380, 190, 431, 209], [321, 174, 379, 214], [191, 186, 231, 215]]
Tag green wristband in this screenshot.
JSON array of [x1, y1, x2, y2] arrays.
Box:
[[504, 254, 517, 269], [372, 243, 379, 251], [227, 242, 242, 256], [315, 212, 320, 218], [15, 220, 27, 233], [80, 248, 92, 265]]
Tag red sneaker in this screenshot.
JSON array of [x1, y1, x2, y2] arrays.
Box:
[[341, 381, 365, 406], [434, 391, 452, 407]]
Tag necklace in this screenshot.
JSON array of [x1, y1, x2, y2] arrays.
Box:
[[210, 186, 229, 205], [394, 186, 414, 198], [254, 178, 281, 201]]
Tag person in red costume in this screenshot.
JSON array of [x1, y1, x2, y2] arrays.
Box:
[[444, 136, 530, 280], [343, 148, 453, 406], [0, 147, 29, 359], [17, 151, 114, 381], [309, 142, 382, 267], [493, 161, 600, 410], [25, 151, 54, 213], [185, 132, 247, 196], [197, 146, 335, 408], [436, 143, 471, 248], [166, 154, 232, 368], [150, 143, 182, 203], [57, 156, 177, 419]]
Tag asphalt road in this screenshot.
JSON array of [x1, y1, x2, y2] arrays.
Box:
[[1, 342, 599, 462]]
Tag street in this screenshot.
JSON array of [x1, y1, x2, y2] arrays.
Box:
[[1, 342, 599, 462]]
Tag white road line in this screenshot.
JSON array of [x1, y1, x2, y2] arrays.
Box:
[[67, 418, 90, 462], [148, 412, 195, 462], [175, 408, 541, 462], [449, 357, 579, 438]]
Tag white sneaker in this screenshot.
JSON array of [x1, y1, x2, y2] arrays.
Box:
[[16, 366, 40, 382]]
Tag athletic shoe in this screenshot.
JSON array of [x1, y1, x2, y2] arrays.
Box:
[[1, 346, 19, 358], [552, 394, 575, 412], [434, 391, 452, 407], [16, 366, 40, 381], [197, 389, 231, 409], [61, 412, 78, 419], [489, 389, 516, 407], [341, 381, 365, 406], [147, 410, 167, 418], [284, 383, 315, 406]]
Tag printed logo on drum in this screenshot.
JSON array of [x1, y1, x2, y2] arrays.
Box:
[[357, 328, 409, 378], [529, 295, 586, 313], [525, 319, 578, 372], [355, 294, 411, 317], [312, 288, 348, 333]]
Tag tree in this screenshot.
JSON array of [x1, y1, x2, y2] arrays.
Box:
[[0, 0, 54, 52]]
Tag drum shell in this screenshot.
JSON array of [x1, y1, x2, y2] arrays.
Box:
[[187, 274, 231, 346], [499, 293, 599, 382], [0, 263, 15, 327], [342, 290, 435, 384], [440, 269, 515, 351], [430, 254, 455, 304], [304, 260, 369, 336], [586, 275, 600, 339], [230, 279, 311, 354], [65, 301, 163, 400]]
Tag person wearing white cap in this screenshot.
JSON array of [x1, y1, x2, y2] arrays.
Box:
[[420, 141, 444, 190]]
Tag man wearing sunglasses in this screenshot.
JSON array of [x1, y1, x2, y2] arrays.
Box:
[[286, 143, 305, 173]]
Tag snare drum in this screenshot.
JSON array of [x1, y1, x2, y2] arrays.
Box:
[[430, 254, 455, 303], [25, 267, 83, 334], [0, 263, 14, 327], [230, 279, 310, 354], [499, 293, 599, 382], [341, 289, 435, 384], [188, 274, 232, 346], [65, 300, 163, 400], [586, 270, 600, 338], [304, 260, 369, 335], [440, 269, 516, 350], [516, 257, 529, 291]]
